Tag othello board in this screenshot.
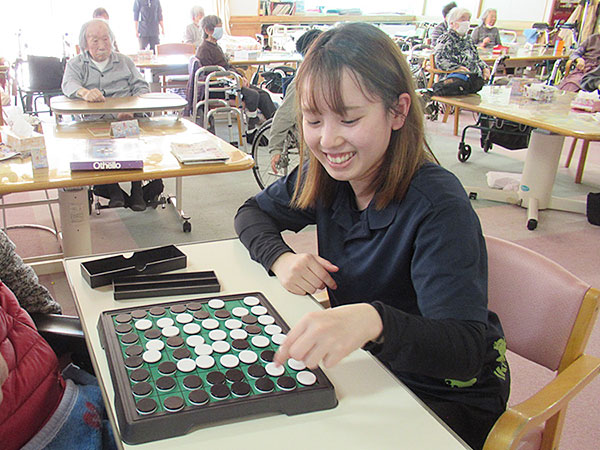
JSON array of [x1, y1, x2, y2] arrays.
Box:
[[97, 292, 338, 444]]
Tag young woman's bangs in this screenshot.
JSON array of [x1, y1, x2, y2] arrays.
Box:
[[298, 56, 348, 117]]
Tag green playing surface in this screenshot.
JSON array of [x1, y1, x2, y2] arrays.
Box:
[[109, 295, 313, 415]]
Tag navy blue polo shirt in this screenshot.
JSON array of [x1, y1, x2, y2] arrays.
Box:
[[255, 162, 488, 324], [133, 0, 162, 37]]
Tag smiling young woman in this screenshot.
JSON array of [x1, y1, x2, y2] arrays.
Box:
[[234, 23, 509, 450]]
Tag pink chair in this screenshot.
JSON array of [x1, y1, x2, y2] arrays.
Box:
[[483, 236, 600, 450]]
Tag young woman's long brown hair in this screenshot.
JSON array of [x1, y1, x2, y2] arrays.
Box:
[[292, 22, 431, 210]]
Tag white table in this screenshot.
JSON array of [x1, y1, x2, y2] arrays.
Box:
[[64, 239, 468, 450]]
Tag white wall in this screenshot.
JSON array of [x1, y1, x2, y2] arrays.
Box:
[[229, 0, 258, 15], [0, 0, 216, 61], [479, 0, 551, 23]]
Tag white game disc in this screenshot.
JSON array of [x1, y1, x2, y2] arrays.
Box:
[[250, 305, 268, 316], [238, 350, 258, 364], [161, 326, 180, 338], [264, 324, 282, 336], [142, 349, 161, 364], [156, 317, 174, 328], [208, 329, 227, 341], [201, 318, 219, 330], [230, 329, 248, 340], [212, 341, 231, 353], [251, 335, 270, 348], [134, 319, 153, 331], [195, 355, 215, 369], [194, 344, 213, 356], [176, 313, 193, 324], [287, 358, 306, 371], [208, 299, 225, 309], [258, 315, 275, 326], [220, 354, 240, 368], [186, 335, 205, 347], [243, 296, 260, 306], [177, 358, 197, 373], [272, 333, 286, 345], [183, 323, 201, 335], [232, 307, 249, 317], [145, 339, 165, 351], [225, 319, 242, 330], [265, 362, 285, 377], [296, 371, 317, 386]]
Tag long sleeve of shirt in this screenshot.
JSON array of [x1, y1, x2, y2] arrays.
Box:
[[0, 231, 61, 314], [268, 81, 297, 155], [234, 197, 487, 380], [61, 53, 149, 98]]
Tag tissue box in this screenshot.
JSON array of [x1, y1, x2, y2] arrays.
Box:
[[5, 129, 45, 153], [110, 119, 140, 138]]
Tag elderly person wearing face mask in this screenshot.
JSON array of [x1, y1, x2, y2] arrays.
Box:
[[62, 19, 157, 211], [191, 15, 276, 142], [434, 7, 491, 81], [471, 9, 501, 49]]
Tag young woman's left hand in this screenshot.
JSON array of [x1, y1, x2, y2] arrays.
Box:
[[274, 303, 383, 369]]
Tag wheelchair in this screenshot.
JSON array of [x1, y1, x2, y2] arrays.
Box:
[[251, 117, 300, 190]]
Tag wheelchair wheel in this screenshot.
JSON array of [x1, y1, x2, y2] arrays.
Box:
[[251, 119, 300, 190], [458, 143, 471, 163]]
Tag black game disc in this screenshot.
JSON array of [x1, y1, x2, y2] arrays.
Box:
[[245, 325, 261, 335], [186, 302, 203, 311], [193, 310, 210, 320], [149, 306, 166, 317], [156, 376, 176, 391], [231, 381, 251, 397], [277, 376, 296, 391], [132, 381, 152, 397], [130, 368, 150, 382], [115, 323, 132, 334], [164, 396, 185, 412], [232, 339, 249, 351], [125, 344, 143, 357], [260, 350, 275, 363], [170, 304, 187, 314], [125, 356, 143, 369], [158, 361, 177, 375], [121, 332, 139, 345], [242, 315, 258, 325], [183, 374, 203, 390], [210, 383, 230, 399], [136, 397, 157, 414], [215, 310, 231, 319], [173, 348, 192, 360], [255, 377, 275, 393], [225, 369, 244, 382], [207, 371, 226, 385], [189, 389, 209, 405], [166, 336, 184, 348], [247, 364, 266, 379], [115, 313, 132, 323], [131, 309, 147, 319], [144, 329, 161, 340]]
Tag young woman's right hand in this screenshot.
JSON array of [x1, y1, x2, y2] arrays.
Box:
[[271, 252, 338, 295]]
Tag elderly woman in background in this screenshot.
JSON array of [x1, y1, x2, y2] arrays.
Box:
[[471, 8, 501, 48], [559, 33, 600, 92], [183, 5, 205, 48], [434, 7, 491, 80], [190, 15, 276, 141]]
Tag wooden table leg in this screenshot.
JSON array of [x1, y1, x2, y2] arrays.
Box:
[[575, 140, 590, 184], [565, 138, 577, 168], [453, 107, 461, 136]]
